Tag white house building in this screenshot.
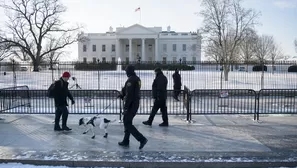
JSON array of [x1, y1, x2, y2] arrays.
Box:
[[77, 24, 202, 63]]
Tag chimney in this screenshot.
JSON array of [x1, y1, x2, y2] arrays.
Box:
[[167, 26, 171, 32]]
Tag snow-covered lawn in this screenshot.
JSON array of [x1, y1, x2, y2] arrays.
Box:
[[0, 68, 296, 91]]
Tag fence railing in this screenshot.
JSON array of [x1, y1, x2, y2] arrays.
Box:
[[0, 85, 31, 113], [1, 87, 296, 121], [1, 61, 297, 91]]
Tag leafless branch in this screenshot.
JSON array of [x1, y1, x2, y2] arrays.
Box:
[[0, 0, 81, 71]]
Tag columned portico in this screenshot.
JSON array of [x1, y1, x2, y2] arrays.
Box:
[[116, 39, 120, 61], [129, 39, 133, 62], [155, 38, 159, 62], [142, 38, 145, 61]]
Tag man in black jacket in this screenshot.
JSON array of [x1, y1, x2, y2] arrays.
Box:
[[143, 67, 169, 127], [118, 65, 148, 149], [53, 71, 75, 131], [172, 68, 182, 101]]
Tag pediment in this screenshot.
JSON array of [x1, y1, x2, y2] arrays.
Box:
[[117, 24, 157, 35]]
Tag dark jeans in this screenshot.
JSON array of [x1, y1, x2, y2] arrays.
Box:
[[122, 100, 146, 143], [147, 99, 168, 124], [54, 106, 69, 129]]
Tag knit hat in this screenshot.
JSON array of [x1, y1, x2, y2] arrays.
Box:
[[62, 71, 71, 78]]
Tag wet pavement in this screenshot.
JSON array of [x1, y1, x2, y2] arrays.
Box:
[[1, 114, 297, 168]]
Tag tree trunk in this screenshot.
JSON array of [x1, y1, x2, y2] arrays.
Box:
[[32, 61, 39, 72], [223, 65, 229, 81]]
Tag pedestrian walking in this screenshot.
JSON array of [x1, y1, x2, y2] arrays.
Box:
[[172, 68, 182, 101], [118, 65, 148, 149], [143, 67, 169, 127]]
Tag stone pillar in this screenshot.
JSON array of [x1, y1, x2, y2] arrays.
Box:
[[116, 39, 120, 60], [129, 38, 133, 62], [155, 38, 159, 62], [142, 38, 146, 62]]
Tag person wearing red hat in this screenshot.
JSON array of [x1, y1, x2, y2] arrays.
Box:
[[53, 71, 75, 131]]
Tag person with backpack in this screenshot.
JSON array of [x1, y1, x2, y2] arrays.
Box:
[[49, 71, 75, 131]]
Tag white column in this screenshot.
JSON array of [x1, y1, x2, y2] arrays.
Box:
[[116, 39, 120, 60], [155, 38, 159, 62], [142, 38, 145, 62], [129, 38, 133, 62]]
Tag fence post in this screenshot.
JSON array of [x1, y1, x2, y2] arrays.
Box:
[[184, 86, 191, 122], [119, 97, 123, 122], [254, 90, 260, 121], [12, 59, 17, 88]]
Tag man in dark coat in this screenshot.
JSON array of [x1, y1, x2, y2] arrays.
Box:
[[53, 71, 75, 131], [143, 67, 169, 127], [172, 68, 182, 101], [118, 65, 148, 149]]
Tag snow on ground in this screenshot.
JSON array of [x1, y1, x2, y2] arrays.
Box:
[[0, 63, 297, 90]]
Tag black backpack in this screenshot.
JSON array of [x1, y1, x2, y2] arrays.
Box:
[[47, 80, 63, 98]]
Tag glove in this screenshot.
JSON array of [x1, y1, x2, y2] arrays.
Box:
[[71, 100, 75, 105], [117, 94, 124, 100]]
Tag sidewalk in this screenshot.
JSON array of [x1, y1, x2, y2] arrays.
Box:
[[1, 114, 297, 168]]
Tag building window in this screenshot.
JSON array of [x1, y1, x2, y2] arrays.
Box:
[[173, 44, 176, 52], [125, 45, 129, 52], [102, 45, 106, 52], [162, 57, 167, 64], [92, 57, 97, 63], [111, 57, 116, 63], [183, 44, 186, 51], [102, 57, 106, 63], [173, 57, 177, 63], [83, 57, 87, 63], [191, 44, 196, 51], [183, 57, 187, 63], [163, 44, 167, 52], [83, 45, 87, 52], [126, 57, 129, 63], [192, 57, 196, 63], [148, 45, 152, 52], [92, 45, 96, 52], [112, 44, 115, 52]]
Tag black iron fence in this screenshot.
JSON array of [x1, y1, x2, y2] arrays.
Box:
[[1, 61, 297, 91], [1, 87, 296, 121]]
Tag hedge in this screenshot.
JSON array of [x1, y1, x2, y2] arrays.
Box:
[[288, 65, 297, 72], [252, 65, 267, 71], [122, 63, 195, 71], [74, 63, 117, 70]]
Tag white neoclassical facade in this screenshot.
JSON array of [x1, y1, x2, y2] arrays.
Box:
[[77, 24, 202, 63]]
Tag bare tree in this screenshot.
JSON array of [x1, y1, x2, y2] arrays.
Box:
[[0, 43, 12, 61], [253, 34, 274, 89], [0, 0, 81, 71], [239, 28, 257, 71], [270, 41, 283, 73], [11, 48, 31, 62], [43, 37, 67, 66], [254, 35, 274, 63], [200, 0, 260, 81]]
